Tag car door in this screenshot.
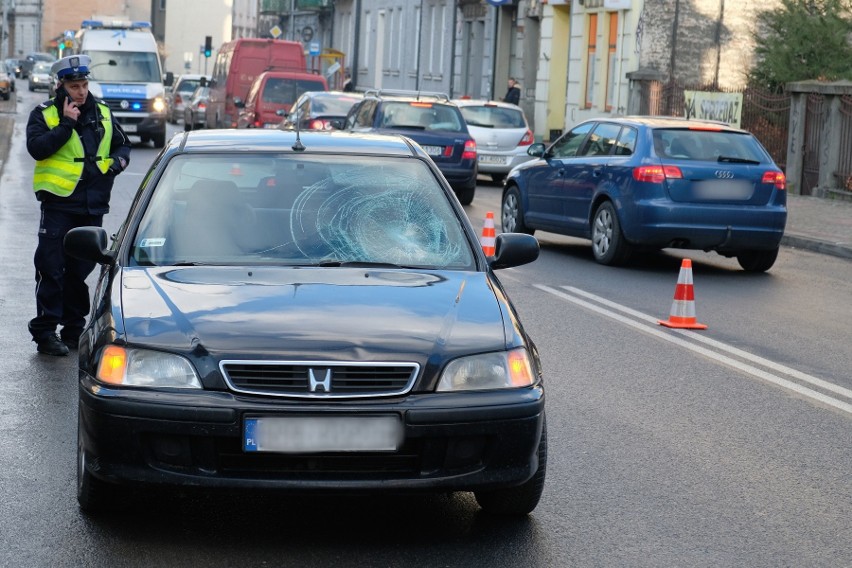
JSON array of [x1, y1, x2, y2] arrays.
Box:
[[562, 122, 624, 230], [524, 122, 594, 231]]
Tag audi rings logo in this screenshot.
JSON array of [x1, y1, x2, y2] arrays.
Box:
[[715, 170, 735, 179], [120, 100, 130, 110]]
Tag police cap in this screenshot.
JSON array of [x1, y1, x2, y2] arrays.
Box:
[[51, 55, 92, 81]]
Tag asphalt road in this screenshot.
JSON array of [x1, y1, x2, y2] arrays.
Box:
[[1, 85, 850, 567]]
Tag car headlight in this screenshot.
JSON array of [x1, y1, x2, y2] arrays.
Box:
[[152, 97, 166, 112], [436, 348, 535, 392], [96, 345, 202, 388]]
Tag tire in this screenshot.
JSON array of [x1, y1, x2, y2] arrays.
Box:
[[475, 418, 547, 516], [455, 184, 475, 206], [591, 201, 632, 266], [153, 130, 167, 149], [501, 186, 533, 235], [77, 416, 122, 513], [184, 121, 192, 132], [736, 248, 779, 272], [491, 173, 506, 184]]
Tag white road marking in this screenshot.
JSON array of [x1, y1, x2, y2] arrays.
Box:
[[534, 284, 852, 416]]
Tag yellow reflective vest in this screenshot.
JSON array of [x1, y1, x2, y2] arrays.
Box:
[[32, 101, 115, 197]]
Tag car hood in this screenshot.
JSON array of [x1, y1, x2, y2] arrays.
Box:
[[116, 266, 508, 361]]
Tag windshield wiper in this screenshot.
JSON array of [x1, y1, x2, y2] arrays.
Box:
[[717, 155, 761, 164], [169, 261, 213, 266]]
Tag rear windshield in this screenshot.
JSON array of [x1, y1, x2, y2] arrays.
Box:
[[652, 128, 768, 163], [312, 95, 362, 115], [379, 102, 466, 132], [459, 105, 526, 129], [176, 79, 201, 93], [262, 78, 327, 105]]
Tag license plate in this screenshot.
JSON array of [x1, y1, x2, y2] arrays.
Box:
[[122, 123, 137, 133], [693, 179, 753, 200], [244, 415, 403, 453], [479, 154, 508, 165], [263, 123, 278, 129], [422, 145, 443, 156]]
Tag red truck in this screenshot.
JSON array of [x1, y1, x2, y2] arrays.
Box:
[[205, 38, 306, 129]]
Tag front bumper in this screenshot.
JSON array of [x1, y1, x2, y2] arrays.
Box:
[[113, 112, 167, 137], [79, 373, 545, 492]]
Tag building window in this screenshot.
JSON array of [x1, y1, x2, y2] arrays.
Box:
[[160, 0, 166, 10], [605, 12, 618, 112], [584, 13, 598, 109]]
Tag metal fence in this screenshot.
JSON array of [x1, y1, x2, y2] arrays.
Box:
[[838, 95, 852, 193], [637, 81, 791, 169]]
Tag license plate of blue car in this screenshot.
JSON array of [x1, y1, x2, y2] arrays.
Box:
[[244, 415, 403, 453], [422, 145, 444, 156]]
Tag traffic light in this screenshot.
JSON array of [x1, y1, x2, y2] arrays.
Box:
[[204, 36, 212, 58]]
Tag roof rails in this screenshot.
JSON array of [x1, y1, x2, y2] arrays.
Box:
[[363, 89, 450, 102]]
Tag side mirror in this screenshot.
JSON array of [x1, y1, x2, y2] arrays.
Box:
[[164, 71, 174, 87], [527, 143, 547, 158], [276, 109, 288, 117], [489, 233, 539, 270], [64, 227, 116, 266], [233, 97, 244, 108]]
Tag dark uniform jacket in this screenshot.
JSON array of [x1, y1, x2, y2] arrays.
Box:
[[26, 90, 131, 215]]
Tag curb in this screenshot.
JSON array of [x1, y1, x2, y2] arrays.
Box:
[[781, 234, 852, 261]]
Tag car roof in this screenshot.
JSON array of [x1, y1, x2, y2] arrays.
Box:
[[598, 115, 746, 133], [452, 99, 523, 111], [174, 129, 421, 156]]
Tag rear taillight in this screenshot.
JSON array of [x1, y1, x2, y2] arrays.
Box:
[[198, 103, 206, 111], [462, 139, 477, 160], [761, 170, 786, 190], [309, 119, 324, 130], [519, 129, 534, 146], [633, 165, 683, 183], [253, 119, 262, 128]]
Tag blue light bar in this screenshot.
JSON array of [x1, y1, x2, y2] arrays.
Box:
[[81, 20, 104, 29]]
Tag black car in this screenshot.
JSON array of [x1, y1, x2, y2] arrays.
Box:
[[65, 129, 545, 516], [280, 90, 363, 131], [343, 89, 478, 205]]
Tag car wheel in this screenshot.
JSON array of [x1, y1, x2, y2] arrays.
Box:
[[501, 186, 533, 235], [153, 131, 166, 148], [591, 201, 632, 266], [184, 121, 192, 132], [491, 173, 506, 184], [736, 248, 779, 272], [77, 418, 121, 513], [455, 184, 475, 206], [474, 418, 547, 516]]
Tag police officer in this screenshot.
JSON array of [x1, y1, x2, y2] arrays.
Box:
[[26, 55, 131, 356]]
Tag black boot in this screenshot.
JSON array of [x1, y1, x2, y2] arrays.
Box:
[[36, 334, 70, 356]]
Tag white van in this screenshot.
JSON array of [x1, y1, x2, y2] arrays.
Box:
[[74, 20, 170, 147]]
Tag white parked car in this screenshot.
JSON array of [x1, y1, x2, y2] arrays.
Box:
[[452, 99, 536, 183]]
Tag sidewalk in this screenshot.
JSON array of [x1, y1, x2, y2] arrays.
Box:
[[1, 92, 850, 261]]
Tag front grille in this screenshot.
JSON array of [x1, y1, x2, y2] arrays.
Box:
[[221, 360, 419, 398], [102, 98, 155, 113]]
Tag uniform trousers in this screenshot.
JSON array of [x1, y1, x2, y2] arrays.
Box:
[[29, 208, 102, 342]]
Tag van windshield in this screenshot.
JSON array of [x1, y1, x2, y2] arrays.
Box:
[[85, 50, 161, 83]]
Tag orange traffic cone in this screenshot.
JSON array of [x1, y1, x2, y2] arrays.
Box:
[[480, 212, 496, 256], [658, 258, 707, 329]]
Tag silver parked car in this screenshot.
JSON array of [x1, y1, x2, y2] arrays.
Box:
[[453, 99, 536, 183], [28, 61, 53, 93]]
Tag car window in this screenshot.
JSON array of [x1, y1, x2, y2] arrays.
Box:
[[353, 100, 375, 127], [130, 154, 475, 269], [459, 105, 526, 129], [34, 62, 52, 73], [176, 79, 201, 93], [614, 126, 637, 156], [652, 128, 767, 162], [379, 102, 465, 132], [579, 122, 622, 156], [549, 123, 594, 158], [261, 78, 327, 105], [312, 95, 362, 115]]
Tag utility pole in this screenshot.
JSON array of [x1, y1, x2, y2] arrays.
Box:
[[1, 0, 8, 61]]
